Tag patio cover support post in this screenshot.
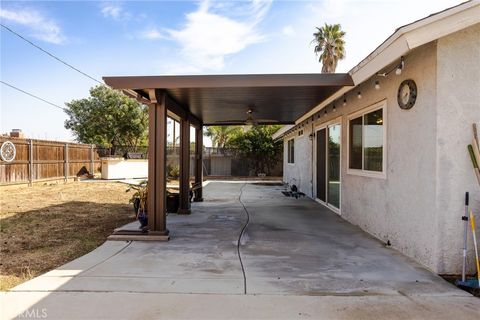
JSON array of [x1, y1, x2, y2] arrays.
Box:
[[147, 91, 169, 235], [178, 118, 191, 214], [194, 126, 203, 202]]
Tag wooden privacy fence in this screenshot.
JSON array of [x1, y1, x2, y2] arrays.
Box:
[[0, 137, 102, 185]]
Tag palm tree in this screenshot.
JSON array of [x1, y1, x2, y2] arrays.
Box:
[[204, 126, 241, 148], [312, 23, 346, 73]]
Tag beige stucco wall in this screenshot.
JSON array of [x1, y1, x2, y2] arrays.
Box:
[[283, 131, 313, 195], [341, 41, 439, 271], [283, 23, 479, 274], [434, 23, 480, 274]]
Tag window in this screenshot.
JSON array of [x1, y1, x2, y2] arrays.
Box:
[[298, 129, 304, 137], [348, 102, 385, 176], [287, 138, 295, 164]]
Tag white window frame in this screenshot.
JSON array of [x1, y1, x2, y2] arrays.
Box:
[[297, 129, 304, 137], [287, 137, 295, 165], [347, 99, 387, 179]]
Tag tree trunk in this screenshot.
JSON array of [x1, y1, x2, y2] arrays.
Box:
[[110, 141, 117, 156], [322, 63, 329, 73]]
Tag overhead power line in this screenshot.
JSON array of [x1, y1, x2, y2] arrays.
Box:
[[1, 23, 103, 85], [1, 80, 67, 111]]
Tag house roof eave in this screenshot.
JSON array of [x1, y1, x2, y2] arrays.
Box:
[[295, 0, 480, 125]]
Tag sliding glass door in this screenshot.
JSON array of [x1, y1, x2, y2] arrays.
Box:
[[316, 123, 341, 211], [327, 124, 341, 209]]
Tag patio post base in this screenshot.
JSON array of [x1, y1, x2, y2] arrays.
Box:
[[149, 229, 170, 236], [108, 234, 170, 241], [108, 228, 170, 241]]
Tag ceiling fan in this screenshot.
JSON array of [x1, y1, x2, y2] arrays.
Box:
[[213, 109, 278, 127]]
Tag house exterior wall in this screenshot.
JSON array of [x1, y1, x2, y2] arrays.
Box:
[[283, 24, 479, 274], [340, 42, 439, 272], [283, 131, 313, 195], [434, 23, 480, 274]]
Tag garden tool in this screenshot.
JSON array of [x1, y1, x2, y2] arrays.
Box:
[[469, 209, 480, 285]]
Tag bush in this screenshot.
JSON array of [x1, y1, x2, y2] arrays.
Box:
[[167, 164, 180, 179], [226, 125, 282, 175]]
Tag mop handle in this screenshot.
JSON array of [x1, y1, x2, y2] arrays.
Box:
[[462, 192, 469, 282]]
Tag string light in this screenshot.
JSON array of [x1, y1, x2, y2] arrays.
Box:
[[357, 91, 362, 99], [376, 56, 405, 77], [395, 56, 404, 75]]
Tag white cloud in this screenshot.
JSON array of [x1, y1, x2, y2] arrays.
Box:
[[217, 0, 464, 75], [102, 5, 121, 19], [101, 2, 130, 21], [162, 62, 202, 75], [282, 25, 295, 36], [166, 0, 272, 72], [139, 27, 165, 40], [310, 0, 347, 19], [0, 7, 66, 44]]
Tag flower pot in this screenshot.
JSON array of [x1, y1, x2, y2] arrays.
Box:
[[137, 210, 148, 228], [167, 193, 180, 213]]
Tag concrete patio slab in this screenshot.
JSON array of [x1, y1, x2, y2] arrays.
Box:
[[2, 291, 480, 320], [238, 183, 465, 296], [2, 182, 479, 319]]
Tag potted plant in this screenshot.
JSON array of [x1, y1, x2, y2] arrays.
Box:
[[126, 180, 148, 229], [166, 164, 181, 213], [167, 164, 180, 180], [166, 190, 180, 213], [126, 181, 180, 229]]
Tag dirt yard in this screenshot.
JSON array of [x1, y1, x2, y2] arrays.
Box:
[[0, 181, 135, 290]]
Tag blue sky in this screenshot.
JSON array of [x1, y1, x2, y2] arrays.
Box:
[[1, 0, 463, 142]]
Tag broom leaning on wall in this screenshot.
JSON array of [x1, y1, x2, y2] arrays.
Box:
[[458, 123, 480, 291], [470, 124, 480, 287], [469, 123, 480, 185]]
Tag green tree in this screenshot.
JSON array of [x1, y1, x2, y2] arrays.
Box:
[[226, 125, 282, 175], [204, 126, 242, 148], [64, 85, 148, 154], [312, 23, 346, 73]]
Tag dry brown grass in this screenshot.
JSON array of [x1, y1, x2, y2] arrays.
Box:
[[0, 181, 135, 290]]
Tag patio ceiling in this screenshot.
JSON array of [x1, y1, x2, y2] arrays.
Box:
[[103, 74, 354, 125]]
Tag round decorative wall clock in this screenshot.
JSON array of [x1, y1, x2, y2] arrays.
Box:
[[0, 141, 16, 162], [397, 79, 417, 110]]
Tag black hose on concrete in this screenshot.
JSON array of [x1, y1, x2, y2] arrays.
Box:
[[236, 183, 250, 295]]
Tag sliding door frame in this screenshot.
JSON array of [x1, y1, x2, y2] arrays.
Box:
[[313, 116, 342, 215]]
